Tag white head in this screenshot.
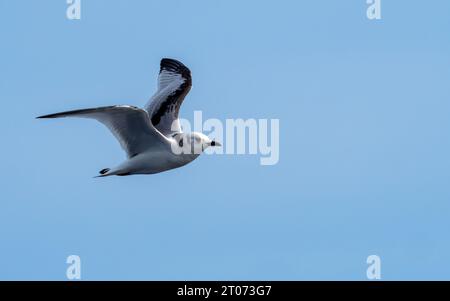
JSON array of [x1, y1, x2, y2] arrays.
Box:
[[171, 132, 221, 156]]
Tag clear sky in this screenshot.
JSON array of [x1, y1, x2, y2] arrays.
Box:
[[1, 0, 450, 280]]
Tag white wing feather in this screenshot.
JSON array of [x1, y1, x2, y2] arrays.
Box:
[[37, 105, 168, 158]]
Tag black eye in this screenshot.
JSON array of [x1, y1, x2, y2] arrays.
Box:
[[211, 141, 216, 146]]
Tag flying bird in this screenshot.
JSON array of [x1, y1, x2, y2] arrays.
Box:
[[37, 58, 221, 177]]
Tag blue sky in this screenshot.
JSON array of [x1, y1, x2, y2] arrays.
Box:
[[1, 0, 450, 280]]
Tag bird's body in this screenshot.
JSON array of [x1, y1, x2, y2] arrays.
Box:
[[37, 59, 220, 177], [104, 146, 197, 176], [102, 135, 201, 177]]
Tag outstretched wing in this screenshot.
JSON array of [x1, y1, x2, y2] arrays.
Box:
[[37, 105, 168, 158], [144, 58, 192, 136]]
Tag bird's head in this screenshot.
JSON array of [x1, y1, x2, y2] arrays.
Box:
[[172, 132, 221, 155], [187, 132, 222, 154]]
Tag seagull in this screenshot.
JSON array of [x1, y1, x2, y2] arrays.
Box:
[[37, 58, 221, 177]]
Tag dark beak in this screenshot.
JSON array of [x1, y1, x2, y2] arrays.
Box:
[[210, 140, 222, 147]]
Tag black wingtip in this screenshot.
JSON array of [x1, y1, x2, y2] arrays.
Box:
[[36, 113, 60, 119], [160, 58, 191, 77], [161, 58, 184, 67]]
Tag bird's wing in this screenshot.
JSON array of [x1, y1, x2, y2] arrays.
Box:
[[37, 105, 169, 158], [144, 58, 192, 136]]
